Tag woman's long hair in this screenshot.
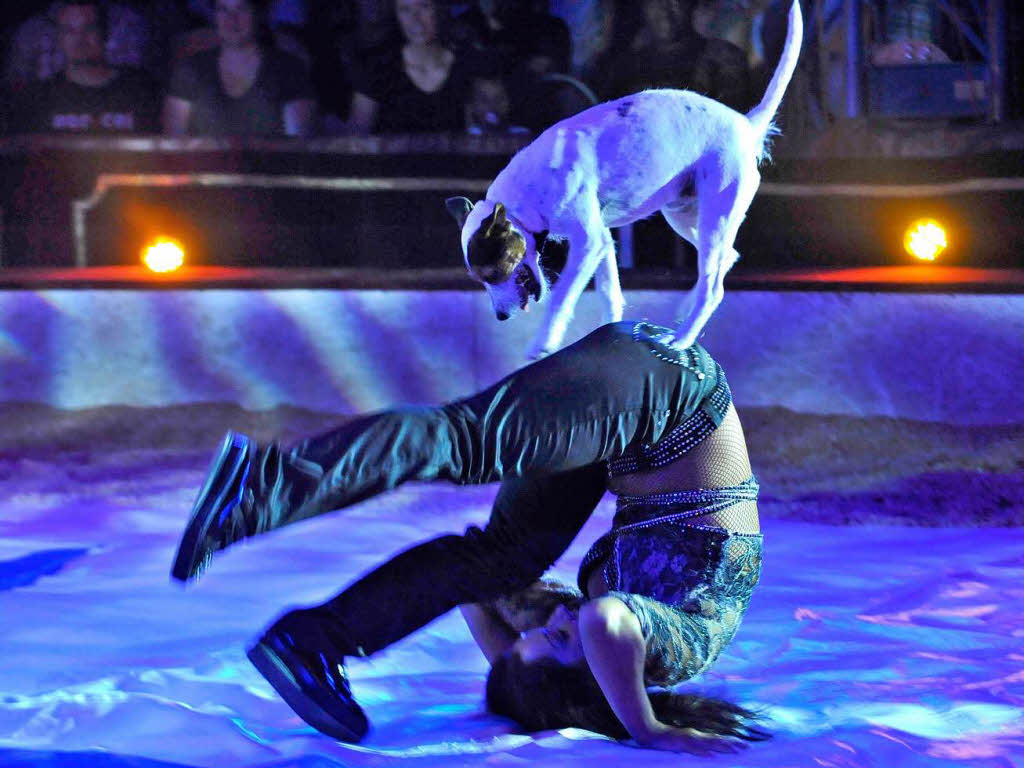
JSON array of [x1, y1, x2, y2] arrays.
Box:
[[486, 651, 771, 744]]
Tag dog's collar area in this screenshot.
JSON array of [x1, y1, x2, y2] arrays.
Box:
[[488, 203, 544, 244], [515, 262, 542, 304]]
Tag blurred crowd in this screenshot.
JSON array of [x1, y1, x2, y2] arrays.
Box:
[[0, 0, 994, 140], [0, 0, 808, 138]]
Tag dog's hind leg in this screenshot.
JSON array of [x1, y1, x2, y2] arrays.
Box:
[[593, 238, 625, 324], [665, 165, 759, 349], [661, 203, 701, 321], [663, 205, 744, 325]]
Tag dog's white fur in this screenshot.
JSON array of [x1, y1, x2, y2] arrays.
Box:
[[456, 1, 802, 359]]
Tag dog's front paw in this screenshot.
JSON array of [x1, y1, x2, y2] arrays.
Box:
[[525, 341, 555, 361], [664, 325, 700, 350], [600, 297, 626, 324], [528, 320, 567, 361]]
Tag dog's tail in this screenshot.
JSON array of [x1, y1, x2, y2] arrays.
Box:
[[745, 0, 803, 161]]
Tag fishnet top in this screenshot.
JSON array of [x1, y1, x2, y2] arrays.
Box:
[[575, 366, 763, 686], [609, 399, 760, 533]]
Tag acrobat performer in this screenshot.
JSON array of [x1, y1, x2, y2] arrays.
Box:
[[172, 321, 765, 753]]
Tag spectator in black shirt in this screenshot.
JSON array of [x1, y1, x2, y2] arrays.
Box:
[[3, 12, 62, 93], [594, 0, 753, 112], [347, 0, 470, 134], [163, 0, 317, 136], [451, 0, 573, 134], [464, 66, 530, 136], [11, 1, 159, 134], [450, 0, 570, 77]]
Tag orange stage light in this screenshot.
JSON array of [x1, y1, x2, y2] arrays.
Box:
[[903, 219, 947, 262], [142, 239, 185, 273]]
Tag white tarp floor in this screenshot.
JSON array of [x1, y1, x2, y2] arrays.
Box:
[[1, 410, 1022, 768]]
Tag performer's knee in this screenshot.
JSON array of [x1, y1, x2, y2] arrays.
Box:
[[461, 525, 550, 595]]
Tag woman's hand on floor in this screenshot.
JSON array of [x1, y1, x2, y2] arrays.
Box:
[[636, 721, 742, 755]]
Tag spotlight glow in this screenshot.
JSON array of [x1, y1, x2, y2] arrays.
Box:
[[142, 239, 185, 273], [904, 219, 947, 262]]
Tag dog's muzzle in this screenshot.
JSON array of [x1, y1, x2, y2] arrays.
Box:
[[495, 265, 541, 320]]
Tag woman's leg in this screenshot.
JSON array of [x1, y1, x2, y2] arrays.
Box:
[[285, 321, 718, 524], [293, 462, 609, 657], [174, 321, 718, 581], [245, 462, 608, 742]]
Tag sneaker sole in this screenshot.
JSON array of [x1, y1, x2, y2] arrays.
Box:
[[247, 638, 368, 743], [171, 432, 251, 583]]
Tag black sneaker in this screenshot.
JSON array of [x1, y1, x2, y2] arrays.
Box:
[[171, 431, 255, 583], [247, 611, 369, 743]]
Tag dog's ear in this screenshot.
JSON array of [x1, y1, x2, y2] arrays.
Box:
[[445, 197, 474, 229], [484, 202, 511, 237]]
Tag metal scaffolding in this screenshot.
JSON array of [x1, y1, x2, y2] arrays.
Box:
[[840, 0, 1006, 122]]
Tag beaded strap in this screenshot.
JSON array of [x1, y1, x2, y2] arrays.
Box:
[[631, 321, 709, 379], [577, 477, 760, 594], [616, 476, 760, 519], [607, 370, 731, 478]]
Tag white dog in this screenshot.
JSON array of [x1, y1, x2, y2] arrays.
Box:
[[447, 0, 802, 359]]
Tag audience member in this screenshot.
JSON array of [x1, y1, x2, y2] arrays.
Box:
[[109, 1, 197, 87], [3, 13, 63, 93], [452, 0, 574, 134], [871, 0, 948, 66], [105, 2, 154, 71], [689, 2, 757, 111], [574, 1, 642, 89], [451, 0, 569, 76], [11, 1, 160, 134], [347, 0, 470, 134], [170, 0, 311, 61], [163, 0, 317, 136], [464, 70, 530, 135], [693, 0, 759, 54], [547, 0, 606, 78], [594, 0, 753, 112], [303, 0, 358, 130]]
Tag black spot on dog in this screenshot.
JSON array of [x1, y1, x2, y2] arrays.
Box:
[[617, 100, 633, 117]]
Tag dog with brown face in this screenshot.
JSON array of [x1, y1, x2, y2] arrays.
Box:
[[447, 200, 543, 320], [449, 1, 802, 360]]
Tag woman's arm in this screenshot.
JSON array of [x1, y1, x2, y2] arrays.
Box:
[[579, 596, 735, 754], [462, 579, 583, 664], [459, 603, 519, 664], [579, 596, 660, 741], [486, 579, 583, 633]]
